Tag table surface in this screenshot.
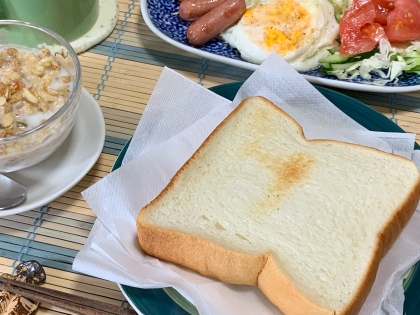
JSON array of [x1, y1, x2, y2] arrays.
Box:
[[2, 0, 420, 314]]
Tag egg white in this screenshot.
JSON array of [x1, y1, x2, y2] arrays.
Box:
[[221, 0, 339, 71]]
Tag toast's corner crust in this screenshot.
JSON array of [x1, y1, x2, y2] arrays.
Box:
[[257, 169, 420, 315], [258, 255, 334, 315], [136, 218, 267, 285], [342, 172, 420, 315]]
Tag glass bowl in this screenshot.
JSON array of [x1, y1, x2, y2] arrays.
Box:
[[0, 20, 82, 173]]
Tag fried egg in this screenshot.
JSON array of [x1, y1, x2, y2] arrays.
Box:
[[220, 0, 339, 71]]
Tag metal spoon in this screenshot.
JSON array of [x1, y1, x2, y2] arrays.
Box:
[[0, 174, 27, 210]]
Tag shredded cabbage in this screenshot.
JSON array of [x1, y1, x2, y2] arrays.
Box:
[[321, 39, 420, 85], [322, 0, 420, 84], [328, 0, 352, 21]]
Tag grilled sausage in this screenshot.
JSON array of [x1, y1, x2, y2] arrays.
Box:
[[179, 0, 228, 21], [186, 0, 246, 46]]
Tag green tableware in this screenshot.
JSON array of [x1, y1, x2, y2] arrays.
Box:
[[114, 83, 420, 315], [0, 0, 99, 42]]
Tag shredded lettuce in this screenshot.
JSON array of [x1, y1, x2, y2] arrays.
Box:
[[401, 41, 420, 73], [320, 39, 420, 85], [328, 0, 353, 21], [323, 0, 420, 84]]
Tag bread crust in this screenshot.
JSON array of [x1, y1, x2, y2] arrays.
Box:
[[340, 177, 420, 315], [258, 255, 333, 315], [137, 221, 267, 285], [136, 96, 420, 315]]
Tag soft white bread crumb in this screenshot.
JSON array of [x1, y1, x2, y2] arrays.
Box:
[[137, 96, 420, 315]]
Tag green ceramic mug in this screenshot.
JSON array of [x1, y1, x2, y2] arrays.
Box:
[[0, 0, 99, 42]]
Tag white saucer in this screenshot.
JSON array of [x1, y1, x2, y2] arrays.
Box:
[[0, 88, 105, 217]]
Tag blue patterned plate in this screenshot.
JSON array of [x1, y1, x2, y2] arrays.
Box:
[[140, 0, 420, 93], [115, 83, 420, 314]]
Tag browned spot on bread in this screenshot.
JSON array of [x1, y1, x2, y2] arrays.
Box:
[[256, 152, 315, 214], [273, 152, 315, 190], [242, 144, 316, 215]]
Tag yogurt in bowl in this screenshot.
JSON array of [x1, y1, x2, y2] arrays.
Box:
[[0, 21, 82, 173]]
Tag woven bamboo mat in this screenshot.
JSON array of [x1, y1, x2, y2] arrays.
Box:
[[1, 0, 420, 314]]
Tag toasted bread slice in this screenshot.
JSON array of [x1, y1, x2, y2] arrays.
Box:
[[136, 96, 420, 315]]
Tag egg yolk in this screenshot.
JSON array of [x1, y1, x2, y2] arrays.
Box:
[[242, 0, 313, 55]]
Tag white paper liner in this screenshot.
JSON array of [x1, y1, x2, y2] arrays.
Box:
[[74, 54, 420, 315]]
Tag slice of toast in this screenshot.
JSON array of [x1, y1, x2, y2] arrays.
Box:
[[136, 96, 420, 315]]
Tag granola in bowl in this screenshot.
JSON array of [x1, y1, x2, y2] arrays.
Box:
[[0, 20, 82, 172], [0, 47, 72, 138]]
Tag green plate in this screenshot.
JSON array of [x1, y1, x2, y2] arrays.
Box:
[[113, 83, 420, 315]]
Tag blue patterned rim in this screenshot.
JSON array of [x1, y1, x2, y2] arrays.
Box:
[[143, 0, 420, 89]]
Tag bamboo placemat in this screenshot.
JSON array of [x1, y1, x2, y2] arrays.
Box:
[[1, 0, 420, 313]]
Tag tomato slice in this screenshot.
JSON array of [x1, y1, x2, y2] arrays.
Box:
[[339, 0, 387, 55], [385, 0, 420, 41], [372, 0, 395, 25]]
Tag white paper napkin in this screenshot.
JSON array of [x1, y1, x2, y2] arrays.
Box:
[[74, 54, 420, 315]]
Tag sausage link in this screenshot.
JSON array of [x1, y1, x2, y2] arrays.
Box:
[[179, 0, 228, 21], [186, 0, 246, 46]]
